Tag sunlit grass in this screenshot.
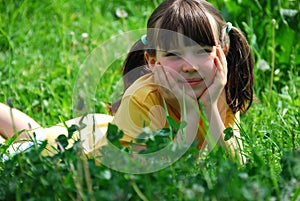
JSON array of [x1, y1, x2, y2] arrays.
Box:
[[0, 0, 299, 200], [0, 0, 154, 125]]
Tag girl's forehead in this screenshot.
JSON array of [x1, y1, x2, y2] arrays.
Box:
[[155, 31, 212, 51], [157, 44, 213, 52]]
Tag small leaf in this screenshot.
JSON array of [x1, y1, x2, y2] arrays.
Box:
[[67, 124, 78, 139], [38, 140, 48, 152], [106, 123, 123, 142], [56, 135, 69, 149], [135, 132, 149, 144], [106, 123, 124, 149], [167, 116, 178, 129], [223, 127, 234, 141], [155, 128, 171, 137], [178, 121, 187, 130]]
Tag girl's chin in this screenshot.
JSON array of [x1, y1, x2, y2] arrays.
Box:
[[183, 89, 204, 100], [174, 83, 206, 99]]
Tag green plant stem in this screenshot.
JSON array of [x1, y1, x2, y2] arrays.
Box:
[[70, 162, 86, 201], [162, 98, 172, 140], [182, 86, 187, 141], [131, 178, 149, 201], [269, 19, 276, 98], [82, 152, 95, 201]]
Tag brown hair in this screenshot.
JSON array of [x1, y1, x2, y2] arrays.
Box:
[[114, 0, 254, 114]]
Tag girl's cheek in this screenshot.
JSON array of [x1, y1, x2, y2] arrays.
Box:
[[196, 58, 215, 78], [161, 60, 181, 71], [198, 57, 215, 69]]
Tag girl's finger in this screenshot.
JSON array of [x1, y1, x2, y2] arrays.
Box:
[[213, 48, 228, 85], [214, 55, 223, 72], [160, 65, 173, 89], [216, 46, 227, 72], [154, 63, 172, 90]]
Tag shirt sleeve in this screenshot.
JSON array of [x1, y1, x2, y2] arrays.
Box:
[[112, 89, 167, 145]]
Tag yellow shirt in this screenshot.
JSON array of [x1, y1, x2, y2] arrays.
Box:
[[6, 74, 238, 156], [112, 73, 238, 148]]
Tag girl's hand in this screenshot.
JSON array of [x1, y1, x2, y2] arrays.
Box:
[[153, 63, 198, 110], [153, 62, 178, 107], [199, 46, 227, 108], [153, 63, 199, 143]]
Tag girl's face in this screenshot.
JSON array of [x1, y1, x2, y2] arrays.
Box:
[[154, 44, 217, 99]]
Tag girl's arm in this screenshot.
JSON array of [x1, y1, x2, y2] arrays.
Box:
[[0, 103, 41, 139], [202, 102, 245, 163], [200, 47, 244, 162]]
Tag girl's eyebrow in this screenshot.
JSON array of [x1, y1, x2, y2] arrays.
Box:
[[192, 45, 214, 50], [159, 45, 214, 53], [160, 49, 182, 53]]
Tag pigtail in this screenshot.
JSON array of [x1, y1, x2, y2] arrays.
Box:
[[225, 27, 254, 113], [110, 39, 151, 114], [122, 39, 151, 90]]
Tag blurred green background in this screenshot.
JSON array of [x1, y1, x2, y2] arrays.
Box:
[[0, 1, 299, 200], [0, 0, 299, 125]]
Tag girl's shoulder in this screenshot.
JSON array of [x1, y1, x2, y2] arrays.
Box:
[[123, 73, 161, 102]]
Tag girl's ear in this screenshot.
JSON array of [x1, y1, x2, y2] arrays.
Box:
[[223, 44, 229, 55], [144, 52, 156, 68]]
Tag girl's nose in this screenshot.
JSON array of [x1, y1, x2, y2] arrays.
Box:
[[182, 59, 197, 73]]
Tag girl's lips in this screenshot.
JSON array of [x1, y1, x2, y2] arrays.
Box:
[[184, 79, 203, 86]]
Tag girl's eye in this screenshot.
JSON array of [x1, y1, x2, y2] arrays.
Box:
[[204, 48, 213, 53], [165, 52, 180, 57], [196, 50, 206, 55], [196, 48, 212, 55]]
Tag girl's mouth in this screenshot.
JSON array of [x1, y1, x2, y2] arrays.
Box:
[[184, 79, 203, 86]]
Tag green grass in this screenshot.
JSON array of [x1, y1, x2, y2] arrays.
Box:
[[0, 0, 157, 124], [0, 0, 300, 200]]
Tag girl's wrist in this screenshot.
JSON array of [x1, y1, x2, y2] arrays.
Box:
[[199, 100, 218, 114]]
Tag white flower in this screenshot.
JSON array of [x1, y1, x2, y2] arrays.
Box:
[[101, 170, 112, 180], [43, 100, 49, 107], [186, 189, 195, 200], [81, 32, 88, 39], [142, 127, 151, 134], [116, 8, 128, 18], [192, 184, 205, 193], [238, 172, 249, 180], [257, 59, 270, 71], [279, 86, 291, 100]]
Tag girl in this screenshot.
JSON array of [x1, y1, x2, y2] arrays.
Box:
[[1, 0, 253, 159], [112, 0, 253, 156]]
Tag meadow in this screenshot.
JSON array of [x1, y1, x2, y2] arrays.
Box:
[[0, 0, 299, 200]]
